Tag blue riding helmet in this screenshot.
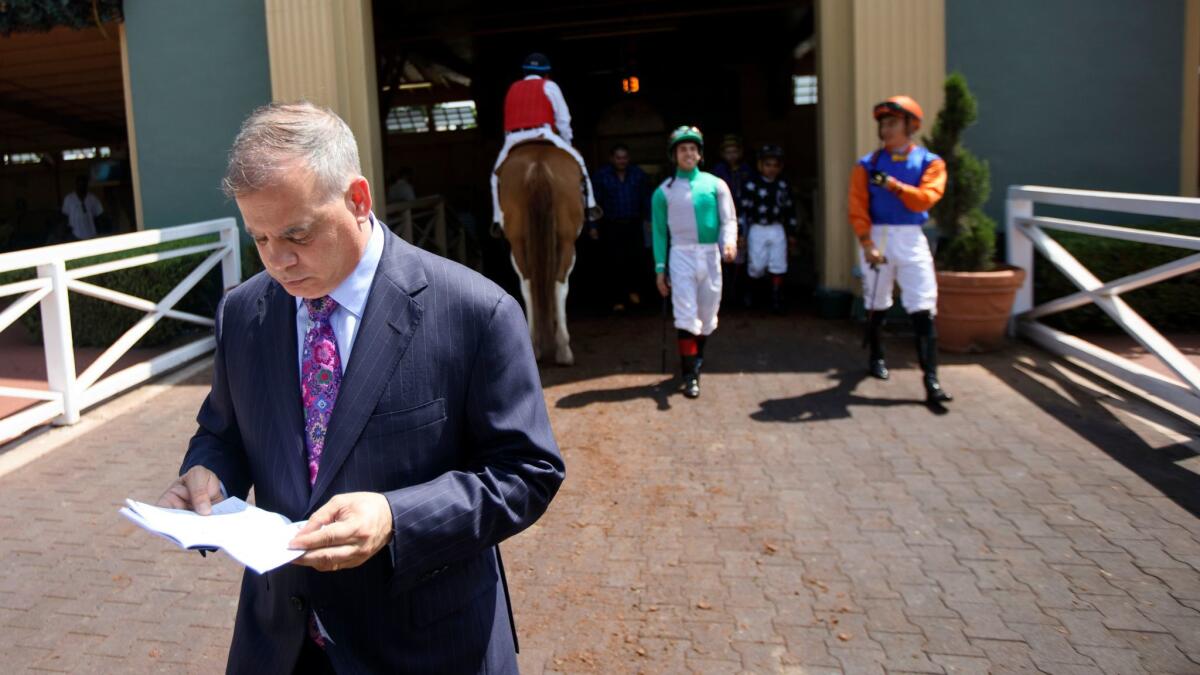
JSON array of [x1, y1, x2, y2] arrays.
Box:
[[523, 53, 552, 73]]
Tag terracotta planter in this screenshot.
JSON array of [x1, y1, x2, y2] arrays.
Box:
[[935, 264, 1026, 353]]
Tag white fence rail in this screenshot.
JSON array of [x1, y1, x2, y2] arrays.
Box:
[[0, 218, 240, 441], [1007, 186, 1200, 418]]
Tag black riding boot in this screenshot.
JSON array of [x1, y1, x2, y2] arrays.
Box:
[[687, 335, 706, 398], [911, 310, 952, 403], [867, 312, 889, 380], [583, 178, 603, 222], [681, 355, 700, 398]]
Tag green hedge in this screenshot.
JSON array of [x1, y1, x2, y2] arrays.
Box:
[[0, 235, 255, 348], [1034, 220, 1200, 332]]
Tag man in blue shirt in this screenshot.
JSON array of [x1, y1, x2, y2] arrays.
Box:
[[712, 135, 755, 307], [591, 144, 651, 311]]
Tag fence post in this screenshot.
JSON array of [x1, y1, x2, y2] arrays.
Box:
[[401, 208, 414, 242], [434, 199, 447, 256], [37, 260, 80, 425], [1006, 190, 1034, 334], [219, 220, 242, 290]]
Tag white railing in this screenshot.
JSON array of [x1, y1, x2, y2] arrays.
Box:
[[1007, 186, 1200, 417], [0, 218, 240, 441]]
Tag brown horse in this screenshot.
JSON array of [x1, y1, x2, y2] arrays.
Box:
[[497, 142, 583, 365]]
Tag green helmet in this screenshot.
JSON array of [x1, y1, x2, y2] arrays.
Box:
[[667, 125, 704, 162]]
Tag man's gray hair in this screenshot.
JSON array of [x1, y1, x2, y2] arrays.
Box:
[[222, 101, 361, 200]]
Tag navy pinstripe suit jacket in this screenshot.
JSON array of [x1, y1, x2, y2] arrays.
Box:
[[181, 228, 564, 674]]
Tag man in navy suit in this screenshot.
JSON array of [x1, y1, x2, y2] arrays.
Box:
[[156, 101, 564, 674]]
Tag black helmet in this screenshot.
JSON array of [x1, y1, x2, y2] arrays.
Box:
[[758, 144, 784, 160], [523, 53, 552, 73]]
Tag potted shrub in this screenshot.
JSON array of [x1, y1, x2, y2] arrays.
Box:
[[926, 73, 1025, 352]]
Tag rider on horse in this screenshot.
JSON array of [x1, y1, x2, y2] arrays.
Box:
[[491, 53, 600, 228]]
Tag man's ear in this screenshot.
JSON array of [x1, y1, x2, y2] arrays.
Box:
[[346, 177, 372, 223]]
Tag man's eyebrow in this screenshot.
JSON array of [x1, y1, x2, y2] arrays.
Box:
[[281, 223, 312, 238], [245, 222, 311, 239]]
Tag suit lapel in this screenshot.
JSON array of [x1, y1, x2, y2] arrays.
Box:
[[307, 232, 426, 512], [260, 280, 310, 504]]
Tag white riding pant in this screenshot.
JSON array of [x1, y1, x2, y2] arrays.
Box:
[[491, 126, 596, 227], [859, 224, 937, 314], [670, 243, 723, 336], [747, 223, 788, 278]]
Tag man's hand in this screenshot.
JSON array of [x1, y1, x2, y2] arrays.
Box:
[[157, 465, 225, 515], [656, 272, 671, 298], [864, 247, 886, 266], [587, 226, 600, 241], [721, 242, 738, 263], [289, 492, 393, 572]]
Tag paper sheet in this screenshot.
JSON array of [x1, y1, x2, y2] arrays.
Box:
[[119, 497, 307, 574]]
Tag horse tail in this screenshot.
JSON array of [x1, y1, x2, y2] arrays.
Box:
[[526, 151, 557, 356]]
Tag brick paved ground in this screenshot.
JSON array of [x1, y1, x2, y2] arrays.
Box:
[[1, 313, 1198, 674]]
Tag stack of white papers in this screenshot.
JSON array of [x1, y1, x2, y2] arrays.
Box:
[[119, 497, 308, 574]]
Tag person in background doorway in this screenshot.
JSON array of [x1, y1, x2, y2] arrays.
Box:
[[591, 144, 651, 312], [712, 135, 754, 202], [712, 134, 754, 308], [62, 174, 103, 240], [739, 144, 797, 313], [385, 167, 416, 204]]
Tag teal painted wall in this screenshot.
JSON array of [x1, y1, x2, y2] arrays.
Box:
[[124, 0, 271, 229], [946, 0, 1186, 226]]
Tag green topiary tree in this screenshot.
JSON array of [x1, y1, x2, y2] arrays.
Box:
[[925, 72, 996, 271]]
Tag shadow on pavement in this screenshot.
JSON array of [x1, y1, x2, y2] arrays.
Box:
[[555, 377, 679, 411], [750, 368, 938, 423], [985, 353, 1200, 518]]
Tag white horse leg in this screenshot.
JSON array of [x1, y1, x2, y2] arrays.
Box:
[[510, 254, 538, 358], [553, 279, 572, 365], [554, 278, 574, 366]]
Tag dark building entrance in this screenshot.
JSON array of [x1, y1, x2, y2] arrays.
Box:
[[372, 0, 817, 308]]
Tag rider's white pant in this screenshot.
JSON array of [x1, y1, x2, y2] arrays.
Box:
[[747, 223, 788, 278], [859, 224, 937, 314], [670, 243, 723, 336]]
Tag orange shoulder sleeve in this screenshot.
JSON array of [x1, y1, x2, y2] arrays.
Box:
[[893, 158, 946, 212], [848, 164, 873, 244]]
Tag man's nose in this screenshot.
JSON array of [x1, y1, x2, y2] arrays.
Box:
[[264, 244, 296, 270]]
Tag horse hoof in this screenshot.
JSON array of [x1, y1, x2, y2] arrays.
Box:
[[555, 347, 575, 366]]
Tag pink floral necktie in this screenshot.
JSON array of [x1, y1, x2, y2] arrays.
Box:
[[301, 296, 343, 487], [301, 296, 341, 649]]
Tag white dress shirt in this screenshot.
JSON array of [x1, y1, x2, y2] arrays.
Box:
[[295, 215, 385, 375], [523, 74, 573, 144], [62, 192, 103, 239]]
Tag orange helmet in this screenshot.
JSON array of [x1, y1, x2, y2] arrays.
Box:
[[873, 95, 924, 130]]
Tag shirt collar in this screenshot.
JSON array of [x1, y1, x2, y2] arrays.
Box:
[[523, 74, 544, 81], [675, 166, 700, 180], [296, 214, 384, 319]]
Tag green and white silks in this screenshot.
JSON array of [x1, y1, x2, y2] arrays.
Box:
[[651, 167, 738, 335], [651, 167, 738, 273]]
